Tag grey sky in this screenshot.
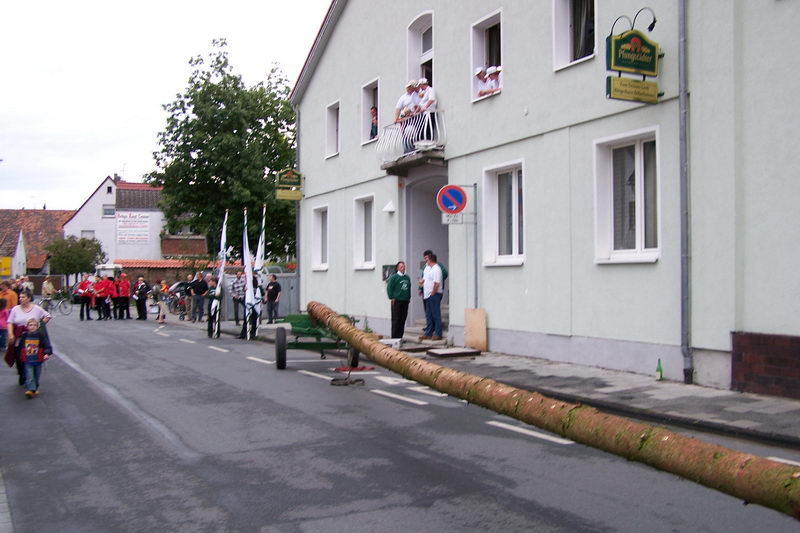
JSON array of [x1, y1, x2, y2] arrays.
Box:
[[0, 0, 330, 210]]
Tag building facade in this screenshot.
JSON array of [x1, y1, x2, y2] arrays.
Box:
[[290, 1, 800, 395]]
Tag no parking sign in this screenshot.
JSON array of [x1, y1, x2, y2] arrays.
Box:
[[436, 185, 467, 214]]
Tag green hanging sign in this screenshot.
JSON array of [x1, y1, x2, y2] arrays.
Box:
[[277, 168, 302, 188], [606, 29, 659, 77]]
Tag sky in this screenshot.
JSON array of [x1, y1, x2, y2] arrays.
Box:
[[0, 0, 331, 210]]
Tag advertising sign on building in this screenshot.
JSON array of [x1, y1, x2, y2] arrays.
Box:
[[606, 29, 660, 76], [116, 212, 151, 244]]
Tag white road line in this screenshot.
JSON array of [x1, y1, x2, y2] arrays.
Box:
[[370, 389, 429, 406], [486, 421, 573, 445], [407, 385, 448, 397], [156, 332, 170, 337], [246, 356, 273, 364], [298, 370, 332, 381], [179, 338, 196, 344], [334, 370, 381, 375], [208, 346, 229, 353], [768, 456, 800, 467]]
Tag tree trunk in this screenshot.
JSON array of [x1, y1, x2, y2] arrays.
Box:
[[307, 301, 800, 520]]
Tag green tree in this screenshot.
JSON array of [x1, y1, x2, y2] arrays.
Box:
[[146, 39, 297, 258], [46, 236, 108, 275]]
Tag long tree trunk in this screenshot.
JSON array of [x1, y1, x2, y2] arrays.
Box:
[[307, 301, 800, 520]]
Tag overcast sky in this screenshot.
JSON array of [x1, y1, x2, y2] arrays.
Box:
[[0, 0, 331, 210]]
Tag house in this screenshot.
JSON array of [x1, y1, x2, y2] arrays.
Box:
[[62, 175, 208, 280], [0, 209, 76, 275], [290, 1, 800, 399], [0, 230, 26, 277]]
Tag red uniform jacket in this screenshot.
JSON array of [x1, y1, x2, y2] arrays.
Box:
[[117, 279, 131, 297]]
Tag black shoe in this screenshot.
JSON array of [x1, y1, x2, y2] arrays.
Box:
[[87, 317, 93, 321]]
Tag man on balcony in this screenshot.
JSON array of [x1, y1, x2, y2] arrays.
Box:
[[395, 80, 420, 152], [417, 78, 437, 142]]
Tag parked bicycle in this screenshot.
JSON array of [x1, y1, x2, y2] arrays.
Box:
[[40, 290, 73, 316]]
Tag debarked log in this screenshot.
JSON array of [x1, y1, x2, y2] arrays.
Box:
[[307, 301, 800, 520]]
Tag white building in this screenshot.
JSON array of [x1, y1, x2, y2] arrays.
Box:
[[290, 1, 800, 397]]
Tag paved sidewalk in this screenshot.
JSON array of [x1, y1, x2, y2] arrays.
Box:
[[172, 318, 800, 448]]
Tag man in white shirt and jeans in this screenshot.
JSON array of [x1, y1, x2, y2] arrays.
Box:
[[419, 252, 443, 341]]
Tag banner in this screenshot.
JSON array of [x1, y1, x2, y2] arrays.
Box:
[[116, 212, 150, 244]]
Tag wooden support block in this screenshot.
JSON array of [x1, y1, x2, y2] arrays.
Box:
[[464, 308, 487, 352]]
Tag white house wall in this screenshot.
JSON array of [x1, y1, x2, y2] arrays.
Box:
[[63, 178, 118, 260]]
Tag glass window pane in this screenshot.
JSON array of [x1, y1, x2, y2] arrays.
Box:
[[571, 0, 595, 61], [486, 24, 502, 67], [422, 27, 433, 53], [498, 171, 513, 255], [643, 141, 658, 249], [612, 145, 636, 250], [363, 200, 373, 262], [320, 211, 328, 264], [517, 169, 524, 254]]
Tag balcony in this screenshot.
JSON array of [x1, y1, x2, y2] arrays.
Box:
[[377, 111, 446, 176]]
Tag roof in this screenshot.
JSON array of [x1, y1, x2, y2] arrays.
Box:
[[289, 0, 346, 105], [115, 259, 206, 269], [61, 176, 114, 226], [161, 236, 209, 257], [116, 186, 162, 210], [0, 210, 75, 269], [0, 230, 21, 257]]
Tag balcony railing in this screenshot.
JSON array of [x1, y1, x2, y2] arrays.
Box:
[[376, 110, 446, 163]]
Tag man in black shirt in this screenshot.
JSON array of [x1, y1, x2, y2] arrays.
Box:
[[265, 275, 281, 324], [189, 272, 208, 322]]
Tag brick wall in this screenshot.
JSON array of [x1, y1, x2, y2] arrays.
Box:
[[731, 332, 800, 400]]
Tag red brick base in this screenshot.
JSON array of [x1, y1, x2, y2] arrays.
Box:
[[731, 332, 800, 400]]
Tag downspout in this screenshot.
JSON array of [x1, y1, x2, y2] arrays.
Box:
[[678, 0, 693, 383], [293, 105, 301, 315]]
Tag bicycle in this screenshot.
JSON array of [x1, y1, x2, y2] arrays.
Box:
[[40, 291, 73, 316]]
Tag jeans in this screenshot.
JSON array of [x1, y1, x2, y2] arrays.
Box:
[[267, 300, 279, 322], [192, 295, 205, 321], [23, 362, 43, 391], [423, 292, 443, 337]]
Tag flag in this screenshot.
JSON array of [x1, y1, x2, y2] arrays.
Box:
[[211, 209, 228, 338], [242, 208, 256, 339], [252, 204, 266, 336]]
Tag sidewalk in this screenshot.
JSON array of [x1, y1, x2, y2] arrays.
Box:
[[174, 317, 800, 448]]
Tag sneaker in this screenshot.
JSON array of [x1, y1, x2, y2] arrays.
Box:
[[25, 390, 34, 399]]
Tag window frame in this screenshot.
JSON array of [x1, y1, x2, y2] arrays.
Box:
[[325, 101, 340, 159], [471, 9, 503, 103], [407, 11, 434, 84], [311, 205, 329, 271], [361, 78, 380, 146], [552, 0, 596, 72], [593, 126, 661, 264], [482, 159, 526, 267], [352, 194, 376, 270], [102, 204, 116, 218]]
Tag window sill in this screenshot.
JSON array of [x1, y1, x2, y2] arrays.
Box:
[[353, 263, 375, 271], [471, 89, 502, 104], [554, 53, 595, 73], [361, 137, 378, 147], [595, 251, 660, 264], [483, 256, 524, 267], [312, 266, 329, 272], [325, 152, 339, 160]]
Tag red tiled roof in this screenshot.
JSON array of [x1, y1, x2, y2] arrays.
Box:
[[161, 236, 208, 256], [117, 181, 163, 191], [115, 259, 242, 269], [0, 209, 76, 269]]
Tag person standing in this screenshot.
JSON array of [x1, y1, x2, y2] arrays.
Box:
[[0, 298, 9, 351], [76, 274, 93, 321], [386, 261, 411, 339], [151, 281, 167, 324], [21, 276, 34, 294], [117, 273, 131, 319], [264, 275, 282, 324], [230, 271, 246, 326], [418, 252, 443, 341], [17, 318, 53, 398], [190, 272, 208, 323], [206, 276, 223, 338], [0, 281, 19, 312], [5, 291, 51, 386], [133, 276, 150, 320], [93, 275, 110, 320], [40, 276, 56, 311], [184, 273, 195, 320]]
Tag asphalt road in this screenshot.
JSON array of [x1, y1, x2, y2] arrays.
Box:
[[0, 313, 798, 532]]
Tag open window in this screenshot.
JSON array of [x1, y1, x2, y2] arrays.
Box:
[[554, 0, 595, 70], [472, 10, 503, 100], [361, 79, 379, 144]]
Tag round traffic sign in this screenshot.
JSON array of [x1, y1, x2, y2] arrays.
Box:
[[436, 185, 467, 214]]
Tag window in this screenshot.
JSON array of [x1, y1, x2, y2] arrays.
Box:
[[106, 186, 113, 194], [553, 0, 595, 69], [81, 230, 95, 239], [471, 10, 502, 100], [102, 204, 115, 217], [483, 161, 524, 265], [311, 206, 329, 270], [326, 101, 340, 158], [361, 79, 379, 144], [408, 12, 434, 85], [594, 128, 659, 263], [353, 195, 375, 269]]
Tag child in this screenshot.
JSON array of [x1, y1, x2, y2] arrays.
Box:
[[18, 318, 53, 398]]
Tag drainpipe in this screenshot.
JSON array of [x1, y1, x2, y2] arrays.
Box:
[[678, 0, 693, 384], [293, 105, 301, 315]]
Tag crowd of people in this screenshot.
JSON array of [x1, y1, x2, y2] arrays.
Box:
[[474, 65, 503, 97]]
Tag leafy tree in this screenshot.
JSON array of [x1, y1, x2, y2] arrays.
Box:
[[46, 237, 108, 275], [146, 39, 297, 259]]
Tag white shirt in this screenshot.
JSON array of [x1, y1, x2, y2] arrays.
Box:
[[8, 305, 51, 328], [476, 78, 492, 96], [396, 91, 420, 114], [418, 86, 437, 112], [422, 263, 442, 299]]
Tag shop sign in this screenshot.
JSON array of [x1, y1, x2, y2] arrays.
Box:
[[276, 188, 302, 201], [0, 257, 10, 276], [606, 29, 659, 76], [277, 168, 302, 188], [606, 76, 659, 104]]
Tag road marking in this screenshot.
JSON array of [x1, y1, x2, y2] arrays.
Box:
[[156, 332, 170, 337], [246, 356, 273, 364], [334, 370, 381, 375], [370, 389, 429, 406], [179, 338, 196, 344], [768, 456, 800, 467], [298, 370, 332, 381], [208, 346, 229, 353], [486, 421, 573, 445], [407, 385, 448, 397], [374, 376, 416, 386]]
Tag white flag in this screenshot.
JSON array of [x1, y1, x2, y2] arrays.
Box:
[[253, 204, 266, 318], [242, 208, 255, 339], [211, 209, 228, 318]]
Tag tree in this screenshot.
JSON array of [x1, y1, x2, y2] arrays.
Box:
[[46, 236, 108, 275], [146, 39, 296, 257]]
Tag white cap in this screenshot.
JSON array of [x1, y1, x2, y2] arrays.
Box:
[[405, 80, 417, 88], [486, 66, 498, 75], [418, 77, 428, 85], [496, 65, 503, 72], [474, 67, 485, 76]]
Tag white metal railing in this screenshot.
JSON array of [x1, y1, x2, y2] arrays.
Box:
[[376, 110, 446, 163]]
